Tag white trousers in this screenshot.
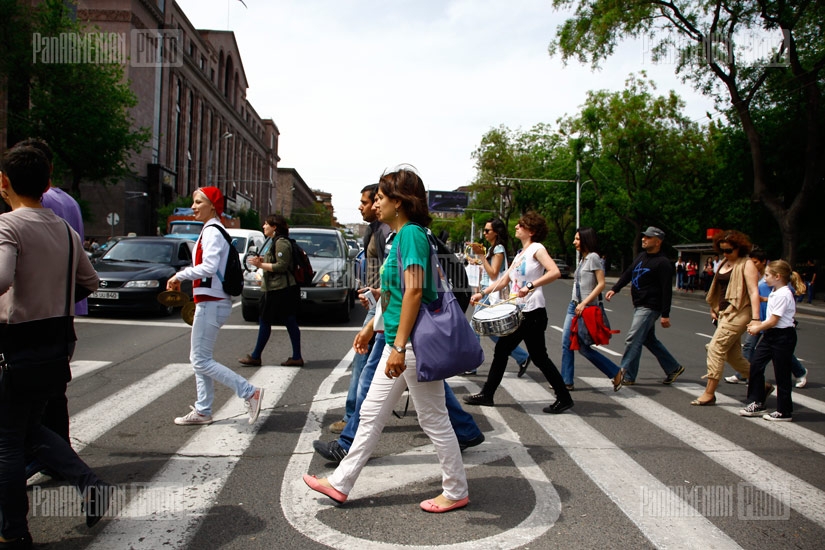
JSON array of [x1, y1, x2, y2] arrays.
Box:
[[328, 344, 469, 500]]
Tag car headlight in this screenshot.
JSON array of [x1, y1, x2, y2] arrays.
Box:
[[123, 280, 160, 288], [315, 270, 346, 287]]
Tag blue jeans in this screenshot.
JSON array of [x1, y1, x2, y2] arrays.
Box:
[[474, 296, 529, 366], [742, 332, 806, 379], [0, 389, 100, 540], [339, 333, 482, 451], [620, 307, 681, 382], [344, 307, 376, 421], [191, 300, 255, 416], [561, 301, 620, 384], [251, 314, 301, 360]]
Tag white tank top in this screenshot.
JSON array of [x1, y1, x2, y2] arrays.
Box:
[[508, 242, 546, 312]]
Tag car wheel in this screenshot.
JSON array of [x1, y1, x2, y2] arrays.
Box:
[[159, 302, 174, 316], [337, 292, 351, 322], [242, 299, 259, 322]]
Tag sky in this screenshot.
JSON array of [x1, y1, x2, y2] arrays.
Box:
[[176, 0, 716, 225]]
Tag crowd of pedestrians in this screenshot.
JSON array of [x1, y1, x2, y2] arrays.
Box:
[[1, 141, 815, 546]]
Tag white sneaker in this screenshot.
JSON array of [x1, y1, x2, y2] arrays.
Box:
[[174, 406, 213, 426], [795, 370, 808, 388], [763, 411, 792, 422], [725, 375, 746, 384], [245, 387, 264, 424]]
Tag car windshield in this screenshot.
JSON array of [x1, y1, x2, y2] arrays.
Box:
[[170, 223, 202, 235], [103, 241, 174, 264], [291, 232, 343, 258]]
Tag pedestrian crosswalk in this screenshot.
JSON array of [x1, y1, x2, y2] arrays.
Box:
[[26, 353, 825, 549]]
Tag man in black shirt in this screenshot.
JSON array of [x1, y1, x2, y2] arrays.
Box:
[[606, 227, 684, 385]]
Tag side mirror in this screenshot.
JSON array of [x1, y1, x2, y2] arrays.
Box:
[[243, 247, 259, 272], [348, 248, 358, 259]]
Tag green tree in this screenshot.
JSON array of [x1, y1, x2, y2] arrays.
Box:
[[560, 73, 716, 258], [3, 0, 149, 195], [549, 0, 825, 264]]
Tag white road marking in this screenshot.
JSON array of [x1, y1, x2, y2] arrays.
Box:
[[69, 363, 193, 453], [671, 382, 825, 454], [502, 376, 742, 550], [69, 360, 111, 379], [75, 317, 359, 331], [581, 377, 825, 528], [87, 367, 298, 549], [280, 354, 560, 550]]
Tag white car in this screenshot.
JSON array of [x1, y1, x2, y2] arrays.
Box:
[[225, 228, 265, 267]]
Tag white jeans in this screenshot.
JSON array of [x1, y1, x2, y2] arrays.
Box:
[[328, 344, 468, 500], [190, 299, 255, 416]]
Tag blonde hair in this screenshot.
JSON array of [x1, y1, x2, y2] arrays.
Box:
[[766, 260, 806, 296]]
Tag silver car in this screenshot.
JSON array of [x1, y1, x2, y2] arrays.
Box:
[[241, 227, 357, 322], [554, 258, 570, 279]]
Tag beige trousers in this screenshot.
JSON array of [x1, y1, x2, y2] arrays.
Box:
[[705, 305, 751, 380]]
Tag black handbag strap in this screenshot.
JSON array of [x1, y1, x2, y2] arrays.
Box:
[[64, 221, 74, 316]]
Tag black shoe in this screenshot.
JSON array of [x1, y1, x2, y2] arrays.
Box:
[[543, 399, 574, 414], [84, 482, 113, 528], [0, 533, 33, 550], [458, 433, 485, 452], [463, 393, 494, 406], [312, 440, 348, 463], [662, 365, 685, 385], [517, 357, 531, 378]]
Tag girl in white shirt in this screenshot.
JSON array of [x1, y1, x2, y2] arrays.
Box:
[[464, 212, 572, 414], [739, 260, 806, 422]]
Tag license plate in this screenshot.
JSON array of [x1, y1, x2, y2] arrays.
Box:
[[90, 291, 119, 300], [300, 290, 307, 300]]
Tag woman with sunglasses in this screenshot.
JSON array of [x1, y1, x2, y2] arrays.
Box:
[[464, 212, 572, 413], [467, 218, 531, 376], [692, 230, 761, 405]]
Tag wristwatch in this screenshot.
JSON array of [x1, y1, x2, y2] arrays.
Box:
[[391, 345, 407, 354], [526, 281, 535, 291]]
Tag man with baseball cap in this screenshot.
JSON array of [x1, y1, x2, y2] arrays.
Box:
[[605, 226, 685, 385]]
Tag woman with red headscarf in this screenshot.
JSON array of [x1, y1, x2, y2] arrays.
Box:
[[167, 187, 264, 426]]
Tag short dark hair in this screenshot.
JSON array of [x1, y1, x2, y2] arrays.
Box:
[[1, 145, 51, 199], [265, 213, 289, 237], [517, 211, 548, 243], [15, 138, 53, 165], [360, 183, 379, 201], [749, 248, 768, 262]]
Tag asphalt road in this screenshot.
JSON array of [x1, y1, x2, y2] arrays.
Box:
[[25, 278, 825, 549]]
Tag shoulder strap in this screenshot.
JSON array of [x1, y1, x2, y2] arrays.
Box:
[[64, 222, 74, 316]]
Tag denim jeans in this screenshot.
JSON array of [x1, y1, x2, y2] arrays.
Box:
[[251, 314, 301, 360], [474, 295, 529, 366], [0, 389, 100, 540], [746, 327, 797, 415], [561, 301, 620, 384], [339, 333, 482, 451], [742, 332, 805, 379], [620, 307, 681, 382], [344, 307, 376, 422], [190, 300, 255, 416]]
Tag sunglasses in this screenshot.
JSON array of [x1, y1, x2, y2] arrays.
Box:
[[720, 247, 736, 254], [483, 228, 493, 233]]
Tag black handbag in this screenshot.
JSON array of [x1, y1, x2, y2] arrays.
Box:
[[0, 223, 76, 396]]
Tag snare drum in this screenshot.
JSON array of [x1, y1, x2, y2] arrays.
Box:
[[471, 302, 522, 336]]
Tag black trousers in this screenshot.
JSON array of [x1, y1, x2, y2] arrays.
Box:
[[746, 327, 797, 416], [481, 308, 571, 403]]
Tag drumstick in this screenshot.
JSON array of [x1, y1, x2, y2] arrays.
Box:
[[474, 296, 520, 308]]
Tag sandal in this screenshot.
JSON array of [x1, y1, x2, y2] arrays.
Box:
[[690, 395, 717, 406]]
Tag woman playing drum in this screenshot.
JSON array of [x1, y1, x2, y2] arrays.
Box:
[[463, 212, 573, 414], [467, 218, 530, 376]]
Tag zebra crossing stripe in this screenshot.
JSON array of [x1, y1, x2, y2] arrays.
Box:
[[580, 376, 825, 528], [280, 355, 561, 550], [69, 364, 193, 453], [500, 376, 742, 549], [69, 360, 111, 380], [86, 366, 297, 550], [670, 382, 825, 455]]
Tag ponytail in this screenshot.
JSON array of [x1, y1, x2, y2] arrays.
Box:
[[790, 271, 806, 296]]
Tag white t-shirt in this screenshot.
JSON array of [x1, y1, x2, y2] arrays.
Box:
[[480, 243, 507, 289], [507, 242, 546, 312], [766, 285, 796, 329]]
